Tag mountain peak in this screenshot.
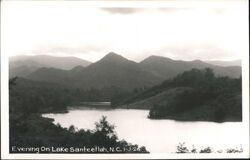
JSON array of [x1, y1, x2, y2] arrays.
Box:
[[140, 55, 173, 64], [150, 55, 172, 60], [107, 52, 119, 56], [100, 52, 128, 62], [105, 52, 123, 57]]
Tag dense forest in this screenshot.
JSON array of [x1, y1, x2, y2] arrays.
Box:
[[9, 78, 148, 153], [149, 68, 242, 122], [118, 68, 242, 122], [9, 77, 136, 113]]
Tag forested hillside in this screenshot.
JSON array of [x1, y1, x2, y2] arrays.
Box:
[[9, 78, 148, 153], [118, 68, 242, 122]]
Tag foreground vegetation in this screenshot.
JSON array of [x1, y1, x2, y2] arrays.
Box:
[[175, 142, 243, 153], [10, 115, 148, 153], [9, 78, 148, 153]]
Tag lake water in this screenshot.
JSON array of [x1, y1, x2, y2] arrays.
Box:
[[42, 108, 245, 153]]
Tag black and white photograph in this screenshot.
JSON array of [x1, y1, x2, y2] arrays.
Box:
[[1, 0, 249, 159]]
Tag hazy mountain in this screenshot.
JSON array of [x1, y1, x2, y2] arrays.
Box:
[[27, 52, 162, 90], [69, 52, 162, 89], [26, 53, 241, 91], [9, 55, 91, 77], [140, 55, 241, 78], [10, 55, 91, 69], [205, 60, 241, 67]]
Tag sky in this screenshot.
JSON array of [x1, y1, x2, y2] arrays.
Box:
[[1, 0, 248, 62]]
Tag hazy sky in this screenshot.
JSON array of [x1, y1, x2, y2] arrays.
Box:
[[1, 0, 248, 62]]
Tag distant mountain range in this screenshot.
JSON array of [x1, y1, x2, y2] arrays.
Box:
[[10, 52, 241, 90], [205, 60, 241, 67], [140, 55, 241, 80], [9, 55, 91, 77], [25, 53, 161, 90]]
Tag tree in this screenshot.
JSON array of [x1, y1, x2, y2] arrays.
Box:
[[176, 143, 189, 153], [200, 147, 212, 153], [204, 68, 215, 80], [95, 116, 116, 139]]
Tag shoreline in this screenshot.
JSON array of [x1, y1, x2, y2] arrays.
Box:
[[46, 107, 242, 123]]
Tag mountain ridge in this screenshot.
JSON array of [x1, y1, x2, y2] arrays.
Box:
[[26, 52, 159, 89], [140, 54, 241, 79], [19, 52, 241, 90], [205, 59, 241, 67], [9, 55, 92, 77]]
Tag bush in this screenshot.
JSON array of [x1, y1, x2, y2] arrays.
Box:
[[176, 142, 243, 154]]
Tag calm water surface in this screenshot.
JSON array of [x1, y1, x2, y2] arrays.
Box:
[[43, 108, 244, 153]]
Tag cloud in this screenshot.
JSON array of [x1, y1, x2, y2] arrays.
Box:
[[3, 1, 247, 62], [157, 8, 190, 13], [100, 8, 143, 14], [101, 8, 187, 15]]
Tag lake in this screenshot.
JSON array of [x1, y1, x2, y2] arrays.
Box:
[[42, 107, 244, 153]]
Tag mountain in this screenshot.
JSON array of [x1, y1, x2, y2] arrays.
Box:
[[205, 60, 241, 67], [26, 53, 241, 91], [140, 55, 241, 79], [9, 60, 44, 77], [27, 52, 162, 90], [10, 55, 92, 69], [9, 55, 91, 77]]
